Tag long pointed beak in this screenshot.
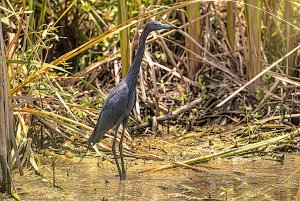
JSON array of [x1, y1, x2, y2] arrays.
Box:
[[161, 24, 179, 30]]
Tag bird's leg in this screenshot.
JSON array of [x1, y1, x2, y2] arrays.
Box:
[[112, 124, 122, 179], [119, 125, 126, 180]]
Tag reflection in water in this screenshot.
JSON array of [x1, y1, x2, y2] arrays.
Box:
[[118, 181, 126, 200]]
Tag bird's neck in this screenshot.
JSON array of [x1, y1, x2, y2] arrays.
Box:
[[124, 29, 150, 86]]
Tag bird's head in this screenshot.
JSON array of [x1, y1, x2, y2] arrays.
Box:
[[145, 20, 178, 32]]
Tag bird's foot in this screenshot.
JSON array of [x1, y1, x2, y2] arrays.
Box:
[[114, 173, 126, 180], [120, 173, 126, 180]]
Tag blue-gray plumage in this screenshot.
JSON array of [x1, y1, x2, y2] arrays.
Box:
[[88, 21, 178, 180]]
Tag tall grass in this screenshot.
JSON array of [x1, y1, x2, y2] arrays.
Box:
[[0, 20, 11, 193], [117, 0, 131, 77], [245, 0, 262, 92], [283, 0, 297, 76], [186, 2, 202, 79], [263, 0, 281, 63], [226, 2, 235, 50]]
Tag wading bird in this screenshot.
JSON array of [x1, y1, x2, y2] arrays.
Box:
[[88, 21, 178, 180]]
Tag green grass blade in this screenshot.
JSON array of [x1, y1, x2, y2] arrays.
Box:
[[38, 0, 47, 28], [117, 0, 130, 77], [7, 59, 106, 99]]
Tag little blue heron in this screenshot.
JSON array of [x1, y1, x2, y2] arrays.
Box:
[[88, 21, 178, 180]]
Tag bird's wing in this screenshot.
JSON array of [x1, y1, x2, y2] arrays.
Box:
[[88, 82, 129, 144]]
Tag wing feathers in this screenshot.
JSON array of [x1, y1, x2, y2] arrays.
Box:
[[88, 82, 129, 144]]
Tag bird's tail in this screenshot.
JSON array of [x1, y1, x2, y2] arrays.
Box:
[[88, 121, 106, 145], [88, 128, 101, 145]]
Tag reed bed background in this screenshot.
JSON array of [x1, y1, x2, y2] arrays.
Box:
[[0, 0, 299, 195]]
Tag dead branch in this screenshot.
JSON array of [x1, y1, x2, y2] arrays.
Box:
[[131, 97, 202, 131]]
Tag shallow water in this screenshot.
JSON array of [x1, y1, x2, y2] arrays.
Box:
[[13, 135, 300, 201]]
